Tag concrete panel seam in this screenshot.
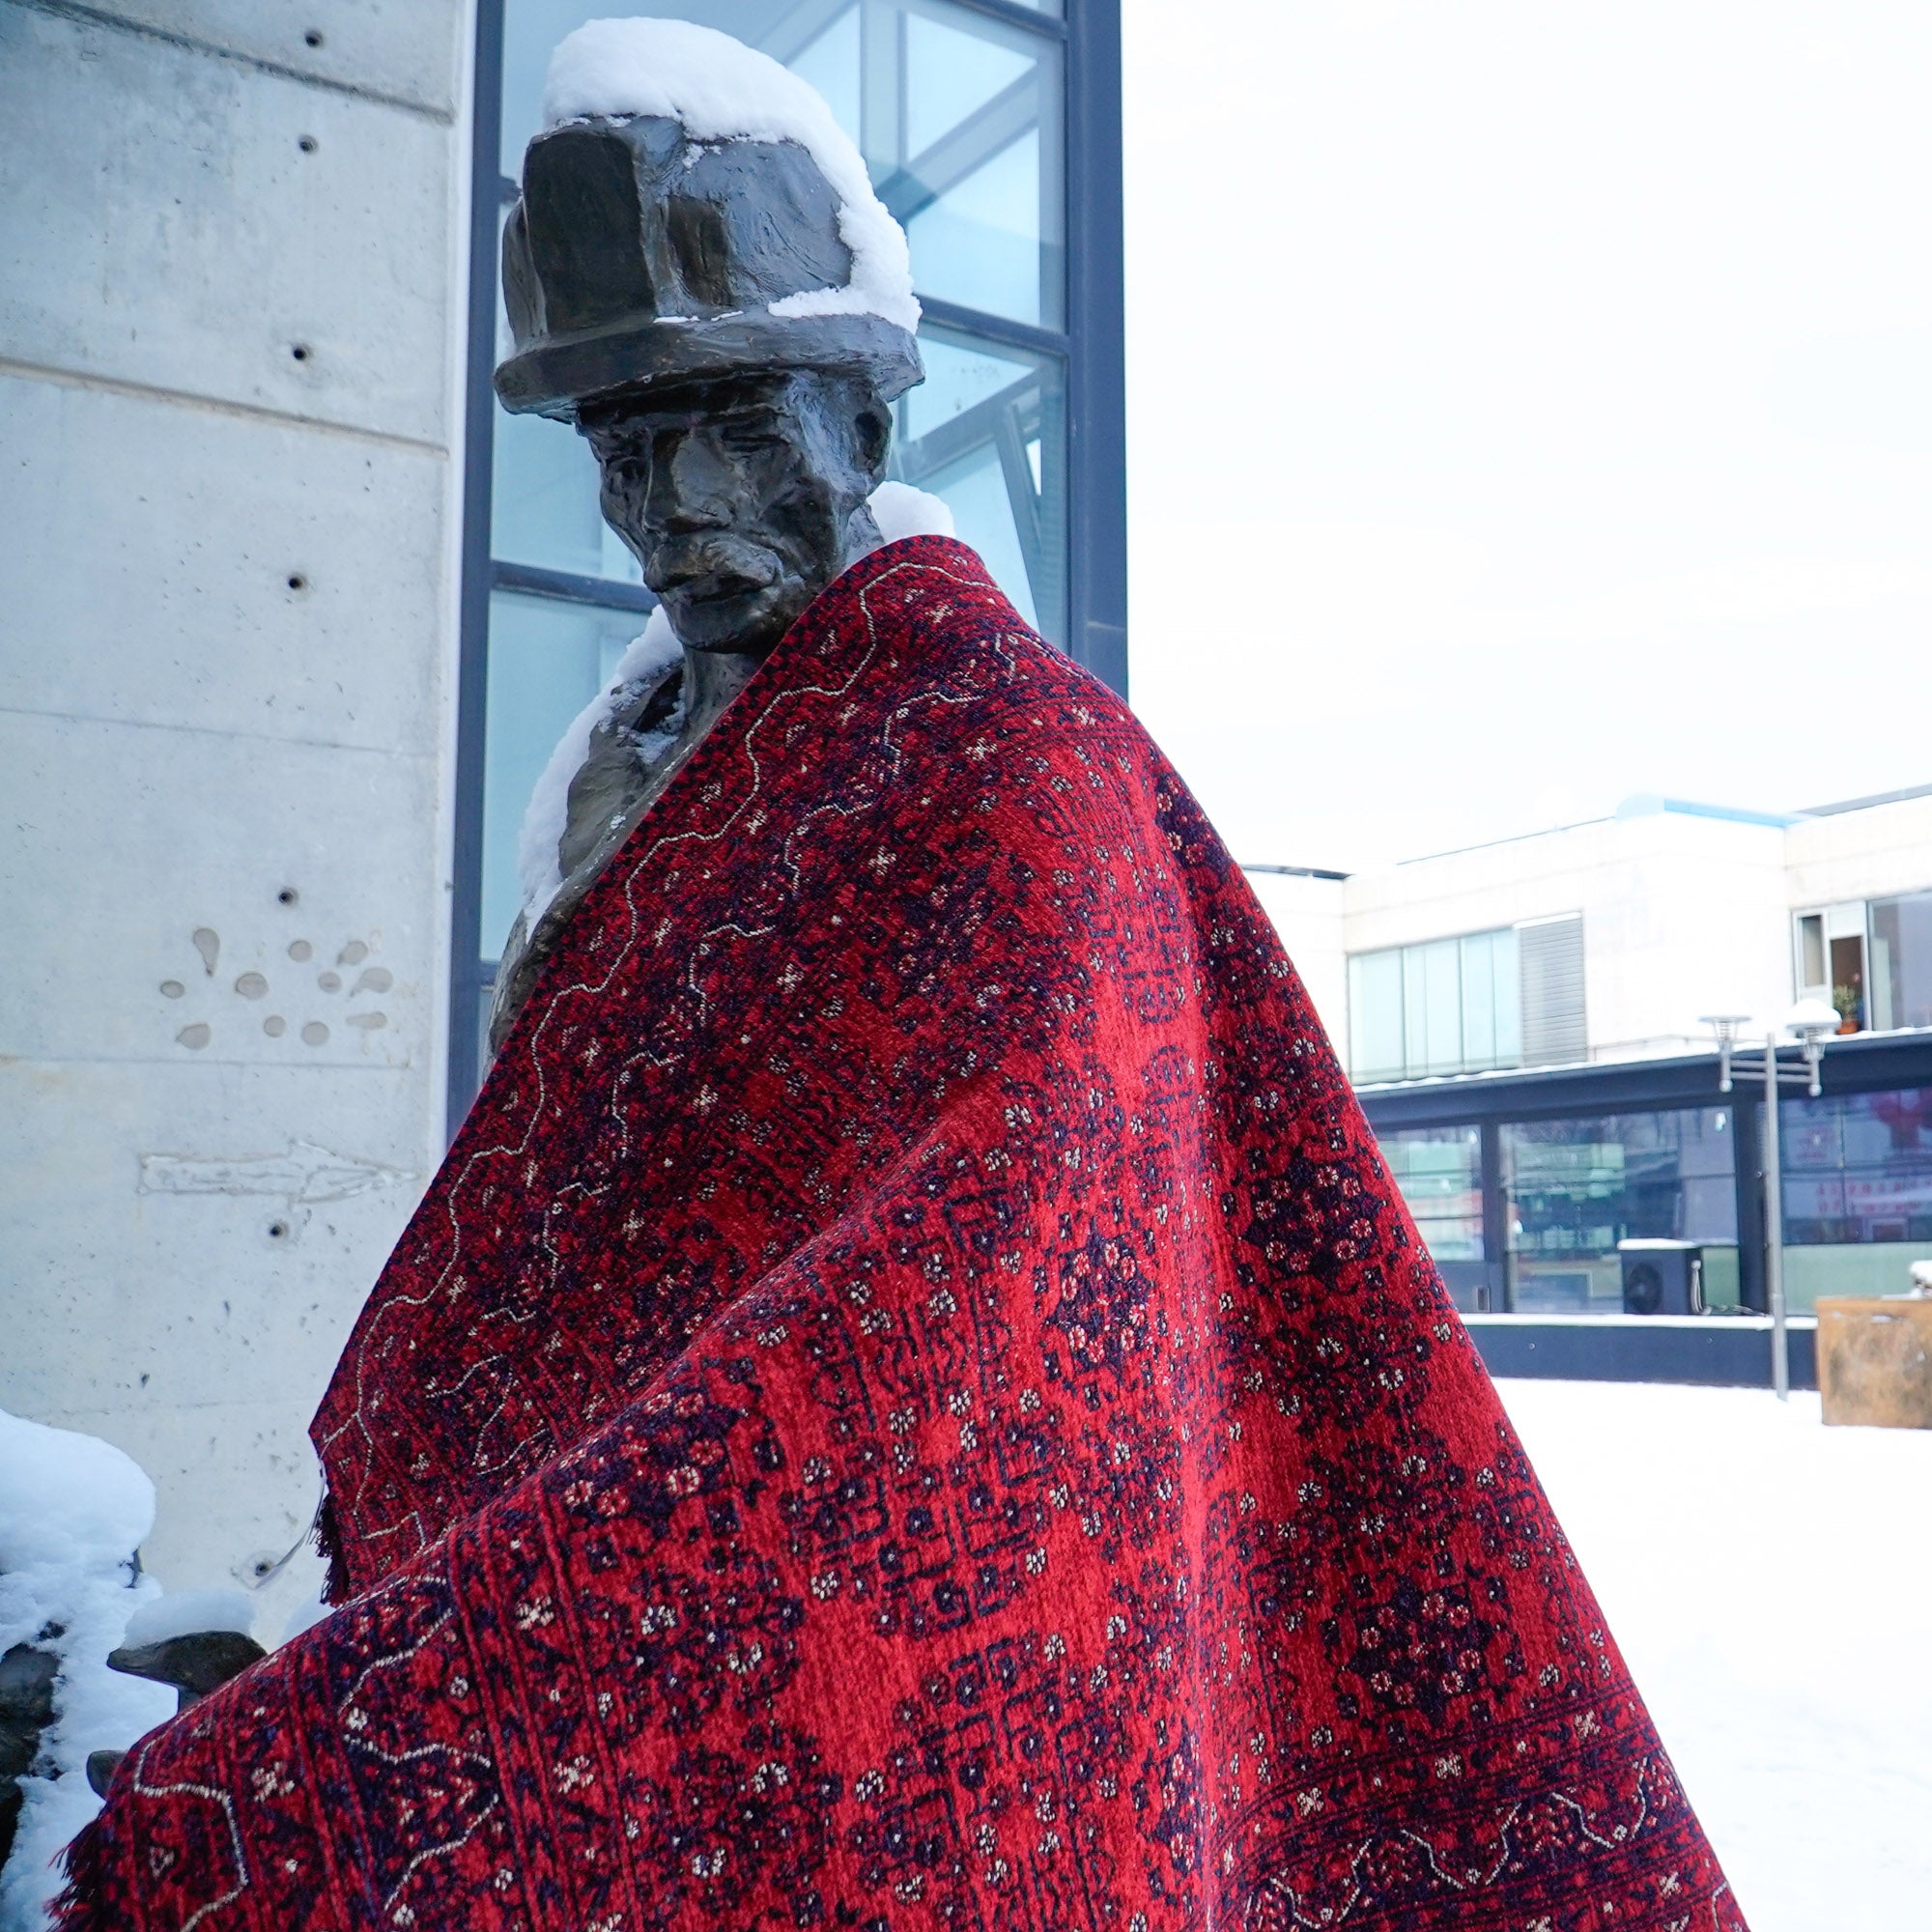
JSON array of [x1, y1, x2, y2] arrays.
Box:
[[0, 696, 444, 762], [10, 0, 456, 124], [0, 356, 450, 459], [0, 1054, 419, 1073]]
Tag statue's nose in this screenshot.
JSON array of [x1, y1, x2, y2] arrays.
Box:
[[649, 431, 735, 531]]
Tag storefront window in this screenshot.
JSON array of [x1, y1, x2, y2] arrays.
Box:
[[1503, 1109, 1736, 1314], [1379, 1126, 1484, 1261], [1780, 1084, 1932, 1306]]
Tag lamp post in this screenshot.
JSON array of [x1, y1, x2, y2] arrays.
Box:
[[1701, 1003, 1837, 1401]]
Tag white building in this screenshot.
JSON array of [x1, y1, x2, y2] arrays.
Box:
[[1247, 786, 1932, 1339], [1247, 784, 1932, 1082]]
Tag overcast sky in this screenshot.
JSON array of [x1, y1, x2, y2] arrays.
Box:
[[1121, 3, 1932, 871]]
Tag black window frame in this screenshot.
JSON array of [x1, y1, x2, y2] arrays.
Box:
[[1355, 1028, 1932, 1317], [446, 0, 1126, 1133]]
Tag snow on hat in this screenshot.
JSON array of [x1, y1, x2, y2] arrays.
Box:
[[497, 17, 923, 418]]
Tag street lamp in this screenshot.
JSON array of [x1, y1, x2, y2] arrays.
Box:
[[1698, 1013, 1752, 1095], [1701, 1005, 1838, 1402]]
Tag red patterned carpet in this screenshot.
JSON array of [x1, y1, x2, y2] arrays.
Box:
[[60, 538, 1746, 1929]]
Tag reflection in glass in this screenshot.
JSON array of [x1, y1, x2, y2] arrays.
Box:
[[904, 14, 1032, 156], [1381, 1127, 1484, 1262], [1778, 1083, 1932, 1306], [788, 6, 861, 144], [891, 323, 1065, 643], [492, 410, 642, 583], [1870, 891, 1932, 1031], [481, 592, 647, 957], [1780, 1086, 1932, 1245], [1503, 1109, 1736, 1315]]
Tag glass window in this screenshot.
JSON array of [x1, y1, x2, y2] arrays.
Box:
[[1348, 948, 1406, 1085], [1797, 912, 1827, 994], [1503, 1109, 1736, 1314], [1781, 1086, 1932, 1245], [1379, 1126, 1484, 1263], [1459, 926, 1521, 1070], [892, 321, 1065, 639], [1779, 1083, 1932, 1307], [1349, 924, 1527, 1082], [480, 592, 648, 958], [491, 409, 642, 584], [1870, 891, 1932, 1032]]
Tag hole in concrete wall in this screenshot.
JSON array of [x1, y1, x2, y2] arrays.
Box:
[[268, 1221, 290, 1240], [304, 29, 324, 48], [298, 135, 318, 154], [290, 344, 311, 363], [277, 888, 299, 907], [287, 573, 307, 592]]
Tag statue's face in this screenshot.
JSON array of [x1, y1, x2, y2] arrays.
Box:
[[580, 370, 891, 656]]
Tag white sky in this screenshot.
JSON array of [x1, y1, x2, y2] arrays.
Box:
[[1122, 3, 1932, 871]]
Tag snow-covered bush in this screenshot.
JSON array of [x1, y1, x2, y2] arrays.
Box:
[[0, 1409, 171, 1930]]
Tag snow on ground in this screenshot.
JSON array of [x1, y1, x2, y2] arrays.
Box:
[[1499, 1380, 1932, 1932], [0, 1408, 172, 1930]]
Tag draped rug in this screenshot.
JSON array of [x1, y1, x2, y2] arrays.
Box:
[[58, 537, 1745, 1930]]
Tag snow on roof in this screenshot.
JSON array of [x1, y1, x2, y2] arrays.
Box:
[[541, 17, 920, 333]]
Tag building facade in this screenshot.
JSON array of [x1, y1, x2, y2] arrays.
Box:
[[0, 0, 1123, 1626], [1247, 785, 1932, 1353]]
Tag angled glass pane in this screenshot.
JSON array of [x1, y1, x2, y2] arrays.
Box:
[[904, 13, 1033, 157], [481, 592, 649, 959], [492, 410, 644, 584], [788, 5, 862, 143], [893, 321, 1065, 643]]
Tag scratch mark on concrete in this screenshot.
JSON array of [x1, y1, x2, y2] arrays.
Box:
[[137, 1139, 411, 1206]]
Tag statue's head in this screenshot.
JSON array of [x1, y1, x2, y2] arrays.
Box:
[[495, 25, 924, 656], [578, 365, 892, 655]]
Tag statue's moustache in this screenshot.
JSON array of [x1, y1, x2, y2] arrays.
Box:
[[648, 535, 781, 598]]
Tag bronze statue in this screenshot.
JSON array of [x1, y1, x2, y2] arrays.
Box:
[[487, 112, 922, 1049]]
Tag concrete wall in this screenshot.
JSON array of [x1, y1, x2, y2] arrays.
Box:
[[1246, 795, 1932, 1082], [1342, 809, 1794, 1063], [1785, 793, 1932, 911], [0, 0, 470, 1633]]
